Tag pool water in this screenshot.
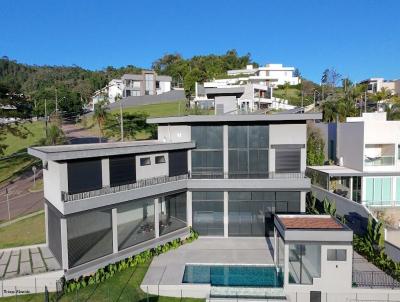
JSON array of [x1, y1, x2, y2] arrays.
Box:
[[182, 265, 283, 287]]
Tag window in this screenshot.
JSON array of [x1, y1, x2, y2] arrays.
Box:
[[109, 155, 135, 187], [365, 177, 392, 205], [156, 81, 160, 89], [275, 147, 301, 173], [289, 244, 321, 284], [191, 126, 223, 177], [140, 157, 151, 166], [192, 192, 224, 236], [228, 125, 269, 178], [327, 249, 347, 261], [159, 192, 187, 236], [155, 155, 166, 164], [67, 159, 102, 194]]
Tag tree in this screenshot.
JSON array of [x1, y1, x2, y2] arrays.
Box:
[[93, 98, 109, 143], [307, 124, 325, 165], [38, 124, 66, 146], [0, 83, 33, 155]]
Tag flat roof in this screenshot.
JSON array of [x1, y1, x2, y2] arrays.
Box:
[[28, 140, 195, 161], [147, 112, 322, 124], [307, 165, 400, 177], [278, 215, 344, 230], [274, 214, 353, 243]]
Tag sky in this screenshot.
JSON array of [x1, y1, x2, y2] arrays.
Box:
[[0, 0, 399, 82]]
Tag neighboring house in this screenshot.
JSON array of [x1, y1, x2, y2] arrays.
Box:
[[122, 70, 171, 97], [27, 111, 400, 299], [91, 79, 124, 110], [308, 112, 400, 207], [194, 63, 299, 113], [359, 78, 400, 95]]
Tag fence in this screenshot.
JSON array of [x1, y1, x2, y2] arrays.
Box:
[[353, 271, 400, 288]]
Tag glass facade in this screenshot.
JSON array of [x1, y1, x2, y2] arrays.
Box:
[[67, 209, 113, 267], [228, 125, 269, 178], [191, 126, 223, 178], [365, 177, 392, 206], [117, 198, 155, 251], [288, 244, 321, 284], [159, 192, 187, 236], [192, 191, 224, 236], [277, 231, 285, 276], [228, 191, 300, 237]]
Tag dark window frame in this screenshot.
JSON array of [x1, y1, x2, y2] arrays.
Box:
[[140, 157, 151, 166], [155, 155, 166, 164]]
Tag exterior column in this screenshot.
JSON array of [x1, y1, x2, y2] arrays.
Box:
[[102, 158, 110, 187], [44, 203, 49, 245], [187, 191, 192, 227], [349, 177, 354, 201], [112, 208, 118, 253], [284, 244, 289, 287], [60, 218, 69, 270], [273, 227, 277, 264], [223, 125, 228, 178], [224, 191, 229, 238], [300, 191, 306, 213], [187, 150, 192, 177], [154, 198, 160, 238]]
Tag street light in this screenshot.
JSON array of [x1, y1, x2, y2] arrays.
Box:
[[32, 165, 37, 187]]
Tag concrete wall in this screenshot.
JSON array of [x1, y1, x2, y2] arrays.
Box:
[[135, 152, 169, 180], [214, 96, 237, 114], [337, 122, 364, 171], [43, 161, 66, 213]]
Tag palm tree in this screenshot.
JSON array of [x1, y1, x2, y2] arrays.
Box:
[[47, 124, 66, 145], [93, 99, 109, 143]]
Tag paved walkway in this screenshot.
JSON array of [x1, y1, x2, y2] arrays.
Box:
[[0, 245, 61, 279], [142, 237, 274, 287]]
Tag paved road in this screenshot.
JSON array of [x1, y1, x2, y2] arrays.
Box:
[[0, 122, 111, 222], [0, 170, 43, 222]]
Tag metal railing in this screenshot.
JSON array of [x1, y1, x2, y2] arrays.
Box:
[[364, 200, 399, 207], [190, 171, 306, 179], [61, 174, 188, 202], [352, 271, 400, 288], [364, 156, 395, 166]]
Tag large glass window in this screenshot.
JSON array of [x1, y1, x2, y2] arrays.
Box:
[[191, 126, 223, 178], [365, 177, 392, 206], [117, 198, 155, 251], [228, 191, 300, 237], [67, 209, 113, 267], [159, 192, 187, 236], [192, 191, 224, 236], [289, 244, 321, 284], [228, 125, 269, 178]]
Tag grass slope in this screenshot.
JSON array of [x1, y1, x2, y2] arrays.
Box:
[[0, 260, 203, 302], [113, 100, 188, 117], [0, 212, 45, 249]]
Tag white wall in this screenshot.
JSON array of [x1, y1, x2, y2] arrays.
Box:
[[157, 125, 191, 143], [157, 81, 171, 94], [135, 153, 169, 180], [43, 161, 66, 213], [337, 122, 364, 171]]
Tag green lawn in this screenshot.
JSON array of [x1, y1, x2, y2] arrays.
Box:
[[0, 260, 204, 302], [113, 100, 188, 117], [0, 121, 45, 185], [2, 121, 46, 156], [0, 153, 40, 184], [0, 212, 45, 248]]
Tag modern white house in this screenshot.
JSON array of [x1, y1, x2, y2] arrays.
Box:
[[91, 71, 172, 110], [193, 63, 300, 113], [91, 79, 124, 109], [122, 70, 171, 97], [359, 78, 400, 95], [308, 112, 400, 207], [25, 111, 400, 301]]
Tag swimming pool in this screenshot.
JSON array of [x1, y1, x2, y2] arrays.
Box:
[[182, 265, 283, 287]]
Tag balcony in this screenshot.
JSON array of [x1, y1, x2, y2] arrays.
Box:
[[190, 171, 305, 179], [61, 174, 188, 202], [364, 156, 395, 166]]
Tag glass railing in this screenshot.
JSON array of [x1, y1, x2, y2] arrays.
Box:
[[364, 156, 395, 166], [190, 171, 305, 179]]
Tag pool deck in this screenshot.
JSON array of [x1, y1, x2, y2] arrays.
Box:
[[141, 237, 274, 298]]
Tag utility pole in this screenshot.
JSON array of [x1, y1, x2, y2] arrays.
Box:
[[6, 188, 10, 221], [55, 88, 58, 112], [119, 96, 124, 142], [301, 90, 304, 108], [364, 91, 367, 113], [44, 99, 48, 138]]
